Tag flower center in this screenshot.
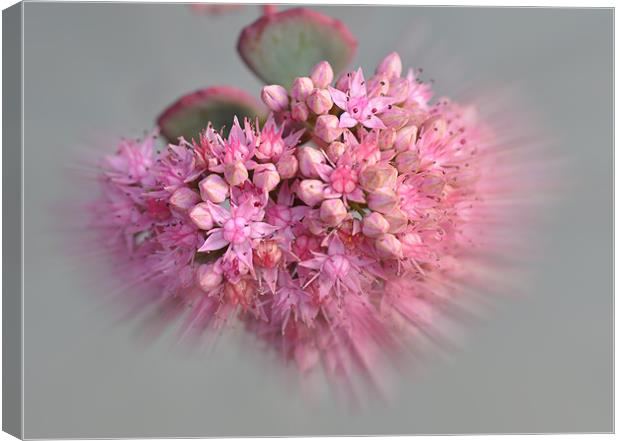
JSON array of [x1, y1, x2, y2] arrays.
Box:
[[325, 255, 351, 278], [223, 216, 250, 244], [330, 166, 358, 194]]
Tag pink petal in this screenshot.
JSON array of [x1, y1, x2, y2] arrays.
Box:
[[290, 206, 310, 222], [197, 229, 228, 252], [232, 241, 254, 274], [328, 86, 348, 110], [350, 68, 366, 97], [207, 201, 230, 225], [328, 235, 345, 255], [338, 112, 358, 128], [362, 115, 386, 129], [250, 222, 278, 238], [347, 187, 366, 203], [299, 259, 322, 270], [368, 96, 393, 113]]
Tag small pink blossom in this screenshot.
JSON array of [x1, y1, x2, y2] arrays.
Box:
[[328, 68, 392, 129]]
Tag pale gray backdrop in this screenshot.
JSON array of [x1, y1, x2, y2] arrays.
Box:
[[22, 3, 612, 438]]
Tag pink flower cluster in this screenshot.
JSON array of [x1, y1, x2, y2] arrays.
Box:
[[95, 52, 491, 376]]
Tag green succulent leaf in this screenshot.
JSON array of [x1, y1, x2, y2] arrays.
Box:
[[157, 86, 266, 143], [237, 8, 357, 87]]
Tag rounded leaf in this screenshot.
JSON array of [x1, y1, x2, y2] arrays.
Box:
[[157, 86, 266, 142], [237, 8, 357, 87]]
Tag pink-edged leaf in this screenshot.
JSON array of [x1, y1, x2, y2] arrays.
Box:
[[157, 86, 266, 143], [237, 7, 357, 87]]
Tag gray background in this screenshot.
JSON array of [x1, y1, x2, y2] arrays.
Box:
[[22, 3, 612, 438]]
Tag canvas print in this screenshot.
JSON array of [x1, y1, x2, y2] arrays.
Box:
[[2, 2, 613, 438]]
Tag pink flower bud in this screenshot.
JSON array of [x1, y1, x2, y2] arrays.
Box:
[[310, 61, 334, 89], [253, 240, 283, 269], [196, 263, 223, 291], [367, 189, 398, 214], [291, 76, 314, 101], [376, 52, 402, 78], [224, 161, 248, 186], [378, 128, 396, 150], [199, 174, 228, 203], [224, 279, 255, 307], [169, 187, 200, 211], [261, 84, 289, 112], [257, 135, 285, 160], [315, 114, 342, 143], [362, 212, 390, 237], [276, 153, 298, 179], [319, 199, 348, 227], [384, 208, 408, 233], [375, 233, 403, 258], [395, 151, 419, 173], [381, 106, 410, 129], [291, 101, 310, 122], [421, 117, 448, 138], [297, 146, 326, 178], [394, 125, 418, 152], [188, 202, 214, 230], [252, 163, 280, 192], [325, 141, 346, 163], [296, 179, 326, 207], [359, 163, 398, 191], [306, 88, 333, 115]]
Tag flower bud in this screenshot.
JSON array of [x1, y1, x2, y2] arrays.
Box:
[[291, 76, 314, 101], [296, 179, 326, 207], [359, 163, 398, 191], [196, 263, 223, 291], [188, 202, 214, 230], [421, 117, 448, 139], [310, 61, 334, 89], [395, 151, 419, 173], [376, 52, 402, 78], [320, 199, 348, 227], [224, 278, 255, 307], [378, 128, 396, 150], [375, 233, 403, 258], [276, 153, 298, 179], [169, 187, 200, 211], [291, 101, 309, 122], [315, 114, 342, 143], [261, 84, 289, 112], [381, 106, 410, 129], [224, 161, 248, 186], [394, 125, 418, 152], [297, 146, 326, 178], [362, 212, 390, 237], [367, 189, 398, 214], [257, 135, 285, 160], [253, 163, 280, 192], [325, 141, 346, 163], [199, 174, 228, 203], [306, 88, 333, 115], [384, 208, 408, 233], [253, 240, 283, 269]]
